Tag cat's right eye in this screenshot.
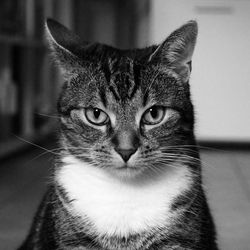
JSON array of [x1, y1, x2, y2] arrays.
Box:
[[85, 108, 109, 126]]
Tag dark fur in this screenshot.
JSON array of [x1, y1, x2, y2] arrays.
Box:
[[19, 19, 218, 250]]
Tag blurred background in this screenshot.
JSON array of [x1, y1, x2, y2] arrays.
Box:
[[0, 0, 249, 249]]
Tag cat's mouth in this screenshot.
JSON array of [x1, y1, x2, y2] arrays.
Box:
[[112, 163, 142, 178], [116, 164, 139, 171]]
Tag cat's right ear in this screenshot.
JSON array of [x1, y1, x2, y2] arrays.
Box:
[[148, 21, 198, 83], [45, 18, 87, 78]]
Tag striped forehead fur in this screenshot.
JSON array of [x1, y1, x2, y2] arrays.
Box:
[[102, 56, 141, 101]]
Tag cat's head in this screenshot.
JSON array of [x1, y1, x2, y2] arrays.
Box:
[[46, 19, 198, 179]]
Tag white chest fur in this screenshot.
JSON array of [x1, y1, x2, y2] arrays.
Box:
[[57, 156, 192, 237]]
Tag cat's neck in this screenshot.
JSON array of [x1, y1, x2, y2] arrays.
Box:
[[56, 155, 192, 237]]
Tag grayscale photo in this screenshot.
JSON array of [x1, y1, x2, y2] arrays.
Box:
[[0, 1, 249, 249]]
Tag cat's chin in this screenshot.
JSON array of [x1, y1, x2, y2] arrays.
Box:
[[110, 164, 144, 179]]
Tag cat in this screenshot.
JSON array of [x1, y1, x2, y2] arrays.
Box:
[[18, 19, 218, 250]]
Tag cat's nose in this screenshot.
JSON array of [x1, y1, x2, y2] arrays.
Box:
[[115, 148, 137, 162]]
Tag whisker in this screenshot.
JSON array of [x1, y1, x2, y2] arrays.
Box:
[[156, 142, 234, 154], [35, 112, 61, 119], [159, 154, 216, 170], [14, 135, 60, 156]]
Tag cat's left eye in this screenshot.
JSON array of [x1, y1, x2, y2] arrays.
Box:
[[142, 106, 165, 125], [85, 108, 109, 126]]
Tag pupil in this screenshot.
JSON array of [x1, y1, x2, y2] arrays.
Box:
[[94, 109, 100, 119], [150, 108, 158, 119]]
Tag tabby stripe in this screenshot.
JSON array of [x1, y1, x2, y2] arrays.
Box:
[[109, 85, 120, 101], [143, 91, 149, 106], [101, 59, 111, 83], [99, 86, 107, 107], [129, 62, 140, 99]]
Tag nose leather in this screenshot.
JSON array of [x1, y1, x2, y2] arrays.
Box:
[[115, 148, 137, 162]]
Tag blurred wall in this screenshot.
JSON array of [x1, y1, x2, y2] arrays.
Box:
[[74, 0, 150, 49], [150, 0, 250, 142]]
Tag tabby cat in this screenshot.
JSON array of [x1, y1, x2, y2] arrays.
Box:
[[19, 19, 218, 250]]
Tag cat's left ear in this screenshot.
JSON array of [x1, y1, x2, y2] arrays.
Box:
[[45, 18, 89, 77], [148, 21, 198, 83]]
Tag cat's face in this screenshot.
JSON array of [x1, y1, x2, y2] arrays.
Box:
[[46, 19, 198, 178]]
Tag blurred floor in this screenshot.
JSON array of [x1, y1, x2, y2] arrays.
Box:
[[0, 144, 249, 250]]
